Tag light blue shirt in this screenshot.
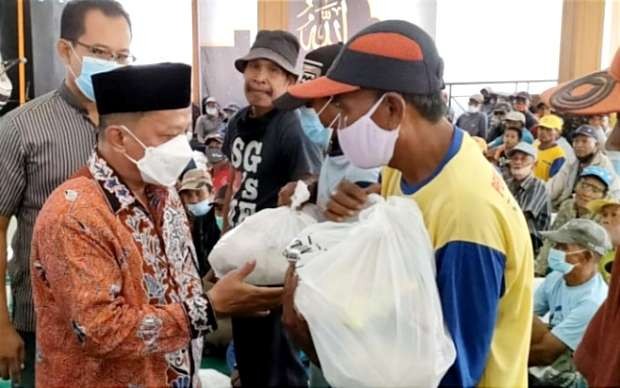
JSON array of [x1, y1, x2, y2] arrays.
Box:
[[534, 271, 608, 350]]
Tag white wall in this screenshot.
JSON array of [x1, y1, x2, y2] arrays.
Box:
[[119, 0, 193, 65], [436, 0, 563, 84]]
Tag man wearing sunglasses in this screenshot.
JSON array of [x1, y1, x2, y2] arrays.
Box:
[[0, 1, 133, 386]]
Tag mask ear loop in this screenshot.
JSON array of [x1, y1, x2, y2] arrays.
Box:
[[316, 96, 334, 116], [118, 125, 149, 164], [63, 40, 83, 79]]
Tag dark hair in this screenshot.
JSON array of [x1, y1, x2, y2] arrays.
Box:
[[61, 0, 132, 41], [400, 92, 447, 123], [504, 126, 523, 141]]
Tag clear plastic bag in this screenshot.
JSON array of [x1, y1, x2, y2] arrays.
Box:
[[292, 195, 456, 387], [208, 181, 316, 285]]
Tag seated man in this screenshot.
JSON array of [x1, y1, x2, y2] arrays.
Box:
[[587, 198, 620, 283], [505, 142, 551, 253], [29, 63, 282, 387], [548, 125, 620, 210], [178, 167, 220, 278], [536, 166, 613, 275], [530, 219, 610, 387], [488, 110, 534, 148], [486, 101, 511, 142], [544, 47, 620, 387], [534, 114, 566, 182], [490, 126, 522, 176], [456, 94, 488, 138]]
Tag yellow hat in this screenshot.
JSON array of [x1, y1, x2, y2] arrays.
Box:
[[537, 114, 564, 132], [587, 198, 620, 214]]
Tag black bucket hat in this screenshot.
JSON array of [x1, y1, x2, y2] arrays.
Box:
[[235, 30, 300, 77]]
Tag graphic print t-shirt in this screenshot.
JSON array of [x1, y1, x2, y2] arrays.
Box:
[[223, 107, 321, 226]]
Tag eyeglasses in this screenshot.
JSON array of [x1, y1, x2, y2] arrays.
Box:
[[577, 180, 606, 194], [72, 40, 136, 64]]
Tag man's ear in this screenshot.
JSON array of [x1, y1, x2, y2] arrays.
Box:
[[56, 39, 72, 67], [383, 93, 406, 130], [104, 125, 128, 153]]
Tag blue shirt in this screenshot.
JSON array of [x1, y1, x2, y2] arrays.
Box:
[[534, 271, 608, 350]]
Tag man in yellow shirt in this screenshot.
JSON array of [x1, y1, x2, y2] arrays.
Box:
[[534, 114, 567, 181], [280, 20, 533, 387]]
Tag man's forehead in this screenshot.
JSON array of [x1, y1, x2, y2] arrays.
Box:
[[80, 9, 131, 50]]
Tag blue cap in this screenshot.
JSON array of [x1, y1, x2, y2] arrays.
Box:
[[573, 125, 598, 140], [580, 166, 614, 188]]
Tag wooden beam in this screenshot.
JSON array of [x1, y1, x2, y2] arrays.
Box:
[[191, 0, 201, 105], [17, 0, 26, 105], [558, 0, 605, 82], [258, 0, 288, 31]]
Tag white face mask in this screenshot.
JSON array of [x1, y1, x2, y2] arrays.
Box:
[[468, 104, 480, 113], [120, 126, 193, 187], [206, 107, 218, 116], [337, 94, 400, 169]]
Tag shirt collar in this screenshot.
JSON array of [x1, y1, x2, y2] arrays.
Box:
[[88, 152, 136, 214], [519, 174, 537, 190]]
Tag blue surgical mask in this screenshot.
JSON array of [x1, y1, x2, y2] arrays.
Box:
[[68, 47, 120, 101], [215, 215, 224, 230], [548, 248, 577, 274], [298, 106, 330, 146], [187, 200, 212, 217]]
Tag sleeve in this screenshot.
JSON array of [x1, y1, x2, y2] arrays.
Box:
[[547, 162, 570, 203], [551, 299, 603, 351], [533, 277, 550, 316], [549, 157, 566, 178], [36, 210, 217, 359], [435, 241, 506, 387], [280, 113, 323, 180], [0, 119, 26, 217]]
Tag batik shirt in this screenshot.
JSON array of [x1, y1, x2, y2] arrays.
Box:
[[30, 153, 216, 388]]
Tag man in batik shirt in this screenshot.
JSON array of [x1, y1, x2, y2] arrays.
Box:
[[30, 63, 282, 387]]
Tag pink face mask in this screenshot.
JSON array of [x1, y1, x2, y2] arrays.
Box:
[[336, 94, 400, 169]]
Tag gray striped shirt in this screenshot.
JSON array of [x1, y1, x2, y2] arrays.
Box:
[[0, 83, 97, 331]]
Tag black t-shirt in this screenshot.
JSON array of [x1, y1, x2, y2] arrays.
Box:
[[223, 107, 321, 226]]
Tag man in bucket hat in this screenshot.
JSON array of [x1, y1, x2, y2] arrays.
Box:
[[281, 20, 532, 387], [542, 47, 620, 387], [222, 29, 321, 387]]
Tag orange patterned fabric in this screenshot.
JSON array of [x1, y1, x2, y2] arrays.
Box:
[[31, 152, 216, 388]]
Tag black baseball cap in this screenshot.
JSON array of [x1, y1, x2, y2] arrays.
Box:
[[284, 20, 444, 101], [275, 43, 344, 110]]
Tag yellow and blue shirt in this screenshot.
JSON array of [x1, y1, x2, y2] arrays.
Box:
[[381, 129, 533, 387], [534, 143, 566, 181]]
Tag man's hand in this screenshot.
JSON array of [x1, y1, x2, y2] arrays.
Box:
[[281, 264, 319, 365], [277, 182, 298, 207], [207, 261, 283, 317], [324, 180, 369, 222], [0, 323, 25, 384]]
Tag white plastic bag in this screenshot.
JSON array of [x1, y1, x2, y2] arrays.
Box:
[[208, 181, 316, 285], [292, 195, 456, 388]]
